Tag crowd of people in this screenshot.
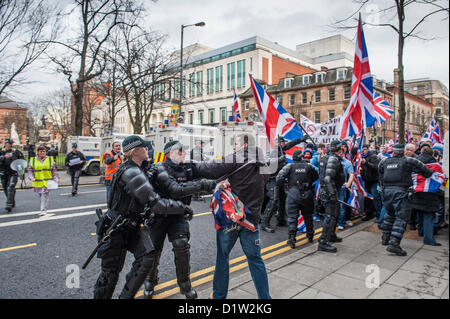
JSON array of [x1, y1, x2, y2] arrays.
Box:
[[0, 132, 447, 299]]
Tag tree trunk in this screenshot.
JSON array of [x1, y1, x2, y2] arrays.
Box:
[[397, 0, 406, 144], [74, 82, 84, 136]]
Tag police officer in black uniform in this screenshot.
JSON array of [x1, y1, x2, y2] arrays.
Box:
[[378, 144, 433, 256], [0, 139, 24, 212], [143, 140, 215, 299], [276, 150, 319, 248], [93, 135, 191, 299], [318, 140, 346, 253], [261, 135, 308, 233], [65, 143, 86, 196]]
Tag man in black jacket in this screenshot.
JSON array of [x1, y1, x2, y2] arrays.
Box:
[[143, 140, 215, 299], [65, 143, 86, 196], [261, 135, 308, 233], [0, 139, 24, 212], [318, 140, 346, 253], [276, 150, 318, 248], [195, 133, 271, 299], [360, 144, 381, 221], [379, 144, 434, 256], [93, 135, 190, 299]]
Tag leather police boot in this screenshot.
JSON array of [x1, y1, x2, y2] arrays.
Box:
[[262, 224, 275, 233], [318, 241, 337, 253], [386, 238, 407, 256], [5, 206, 11, 213], [307, 231, 314, 243], [143, 280, 156, 299], [179, 281, 197, 299], [329, 234, 342, 243], [287, 233, 296, 249], [381, 233, 390, 246]]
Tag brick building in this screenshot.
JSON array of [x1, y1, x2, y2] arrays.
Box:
[[0, 96, 28, 146]]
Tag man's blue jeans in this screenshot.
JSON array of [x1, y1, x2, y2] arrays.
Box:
[[213, 225, 271, 299], [367, 183, 382, 218], [337, 187, 349, 228], [417, 210, 438, 245]]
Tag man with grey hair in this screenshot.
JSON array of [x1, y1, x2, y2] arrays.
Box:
[[405, 143, 418, 158], [378, 144, 433, 256]]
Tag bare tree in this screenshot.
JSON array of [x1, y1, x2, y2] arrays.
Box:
[[46, 0, 144, 136], [0, 0, 60, 95], [332, 0, 449, 141]]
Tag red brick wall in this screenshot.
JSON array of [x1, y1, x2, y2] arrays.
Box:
[[262, 57, 269, 84], [0, 108, 28, 145], [271, 56, 316, 84]]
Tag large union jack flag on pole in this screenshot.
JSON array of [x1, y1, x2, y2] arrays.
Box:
[[249, 74, 303, 150], [232, 89, 241, 122], [340, 14, 377, 139]]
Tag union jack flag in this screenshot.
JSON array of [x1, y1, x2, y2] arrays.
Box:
[[347, 185, 361, 216], [340, 14, 377, 139], [232, 89, 241, 122], [412, 163, 447, 193], [421, 118, 436, 142], [431, 121, 443, 144], [249, 75, 303, 161], [297, 215, 306, 233], [373, 92, 393, 127]]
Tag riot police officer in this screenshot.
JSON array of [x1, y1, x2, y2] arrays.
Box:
[[0, 139, 24, 212], [143, 140, 215, 299], [93, 135, 191, 299], [318, 140, 346, 253], [261, 135, 308, 233], [378, 144, 433, 256], [276, 150, 319, 248], [65, 143, 86, 196]]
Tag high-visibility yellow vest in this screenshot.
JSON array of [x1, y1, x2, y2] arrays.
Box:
[[31, 157, 54, 188]]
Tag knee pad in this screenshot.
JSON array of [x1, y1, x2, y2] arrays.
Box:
[[172, 237, 190, 251]]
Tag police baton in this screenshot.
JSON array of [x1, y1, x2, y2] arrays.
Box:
[[215, 160, 256, 184], [337, 200, 364, 214]]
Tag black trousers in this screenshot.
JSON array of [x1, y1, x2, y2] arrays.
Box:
[[285, 188, 314, 237], [93, 223, 155, 299], [381, 188, 410, 245], [261, 178, 287, 226], [68, 169, 81, 193], [1, 173, 18, 208], [319, 194, 339, 243], [146, 216, 192, 287]]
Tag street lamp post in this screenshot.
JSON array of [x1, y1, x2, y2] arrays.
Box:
[[179, 21, 205, 122]]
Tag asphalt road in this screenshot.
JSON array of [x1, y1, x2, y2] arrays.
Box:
[[0, 184, 296, 299]]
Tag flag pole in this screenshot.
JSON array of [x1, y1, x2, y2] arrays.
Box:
[[297, 121, 317, 148]]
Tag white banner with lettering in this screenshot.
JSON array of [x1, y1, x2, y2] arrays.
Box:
[[300, 114, 343, 144]]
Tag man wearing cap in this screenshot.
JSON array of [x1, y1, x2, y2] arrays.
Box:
[[275, 150, 319, 248], [143, 140, 216, 299], [378, 144, 433, 256], [261, 135, 308, 233], [93, 135, 191, 299], [0, 139, 24, 212], [64, 143, 86, 196], [103, 141, 122, 204], [317, 140, 346, 253]]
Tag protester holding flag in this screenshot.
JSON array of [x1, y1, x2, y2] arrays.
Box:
[[275, 150, 318, 248], [408, 145, 445, 246], [379, 144, 433, 256], [196, 133, 271, 299]]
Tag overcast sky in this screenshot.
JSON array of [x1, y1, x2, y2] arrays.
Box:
[[9, 0, 450, 105]]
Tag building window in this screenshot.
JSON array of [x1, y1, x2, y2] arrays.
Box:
[[215, 65, 223, 92], [337, 68, 347, 81], [289, 94, 295, 106], [237, 59, 246, 88], [199, 110, 204, 124], [285, 78, 293, 89], [209, 109, 215, 123], [250, 57, 253, 72], [328, 88, 335, 101], [315, 90, 320, 103], [244, 101, 249, 110], [196, 71, 203, 96], [344, 85, 351, 100], [315, 72, 325, 83], [302, 75, 311, 85], [207, 68, 214, 94], [301, 92, 307, 104], [314, 111, 321, 124], [189, 111, 193, 125], [227, 62, 235, 90], [277, 95, 283, 105], [189, 73, 195, 97], [220, 107, 226, 122], [328, 110, 335, 120]]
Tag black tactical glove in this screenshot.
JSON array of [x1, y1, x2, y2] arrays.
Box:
[[299, 135, 309, 143], [200, 179, 216, 192], [184, 205, 194, 221]]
